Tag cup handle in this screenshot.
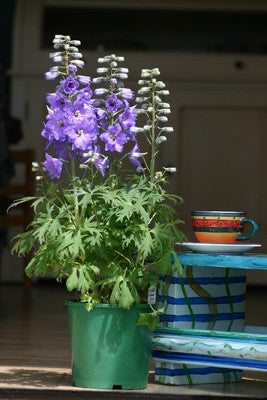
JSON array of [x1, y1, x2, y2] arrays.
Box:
[[236, 218, 259, 241]]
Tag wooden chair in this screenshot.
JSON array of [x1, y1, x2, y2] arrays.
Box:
[[0, 149, 35, 289]]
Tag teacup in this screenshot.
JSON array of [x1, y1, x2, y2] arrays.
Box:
[[191, 211, 258, 244]]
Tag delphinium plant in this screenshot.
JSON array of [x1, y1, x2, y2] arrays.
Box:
[[11, 35, 185, 329]]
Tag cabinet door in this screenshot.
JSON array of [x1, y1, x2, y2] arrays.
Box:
[[162, 86, 267, 285]]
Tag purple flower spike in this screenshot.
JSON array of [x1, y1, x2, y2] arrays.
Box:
[[60, 75, 80, 94], [105, 94, 122, 113], [43, 153, 63, 179]]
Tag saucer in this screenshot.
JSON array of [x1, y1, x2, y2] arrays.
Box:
[[176, 242, 262, 255]]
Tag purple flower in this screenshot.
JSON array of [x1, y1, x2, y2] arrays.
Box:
[[94, 155, 110, 176], [94, 108, 108, 130], [60, 75, 79, 94], [67, 118, 98, 151], [119, 108, 136, 131], [44, 108, 67, 142], [105, 94, 122, 113], [76, 85, 93, 102], [100, 124, 128, 153], [46, 91, 72, 110], [43, 153, 63, 179], [53, 142, 71, 161], [129, 143, 142, 169]]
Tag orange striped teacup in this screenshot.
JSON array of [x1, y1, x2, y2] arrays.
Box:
[[191, 211, 258, 244]]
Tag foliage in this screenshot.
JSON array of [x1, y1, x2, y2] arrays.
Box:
[[11, 35, 185, 330]]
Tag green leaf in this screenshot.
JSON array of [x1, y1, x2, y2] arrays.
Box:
[[66, 268, 80, 292], [171, 251, 183, 277], [137, 312, 159, 331], [66, 265, 95, 295], [119, 280, 135, 309]]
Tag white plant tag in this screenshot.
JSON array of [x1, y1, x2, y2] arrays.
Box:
[[148, 285, 156, 304]]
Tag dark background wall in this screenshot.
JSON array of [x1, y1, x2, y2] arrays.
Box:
[[0, 0, 16, 110]]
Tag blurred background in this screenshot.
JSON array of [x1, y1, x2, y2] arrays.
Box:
[[1, 0, 267, 286]]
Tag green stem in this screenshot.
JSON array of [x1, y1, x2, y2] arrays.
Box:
[[71, 157, 79, 224], [150, 85, 156, 181]]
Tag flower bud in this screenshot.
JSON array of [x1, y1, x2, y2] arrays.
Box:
[[151, 68, 160, 76], [79, 164, 88, 169], [94, 88, 108, 95], [69, 64, 77, 73], [141, 71, 151, 78], [70, 40, 81, 46], [157, 90, 170, 95], [92, 77, 104, 84], [131, 152, 147, 157], [115, 73, 128, 79], [159, 102, 170, 109], [156, 136, 167, 144], [45, 71, 59, 80], [157, 116, 168, 122], [70, 59, 84, 68], [69, 46, 79, 52], [163, 167, 177, 173], [159, 109, 171, 115], [134, 109, 147, 115], [138, 87, 150, 94], [32, 162, 39, 171], [72, 52, 83, 59], [130, 127, 145, 133], [49, 52, 62, 58], [143, 125, 151, 131], [97, 67, 108, 74], [161, 127, 174, 133], [53, 56, 63, 63], [77, 75, 91, 85], [135, 97, 147, 103], [116, 68, 129, 73], [155, 81, 166, 88]]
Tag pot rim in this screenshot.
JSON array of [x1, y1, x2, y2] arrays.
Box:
[[65, 300, 151, 309]]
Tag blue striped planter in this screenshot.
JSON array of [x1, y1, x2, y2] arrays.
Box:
[[154, 265, 246, 385]]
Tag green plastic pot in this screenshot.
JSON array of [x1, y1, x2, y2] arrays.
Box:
[[65, 301, 153, 389]]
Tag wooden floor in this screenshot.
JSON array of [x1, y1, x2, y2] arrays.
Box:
[[0, 281, 267, 399]]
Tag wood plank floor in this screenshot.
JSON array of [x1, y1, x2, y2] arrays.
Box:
[[0, 281, 267, 399]]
